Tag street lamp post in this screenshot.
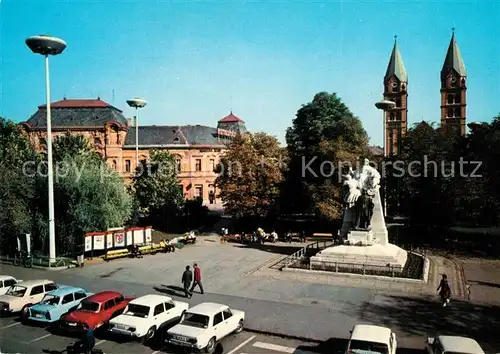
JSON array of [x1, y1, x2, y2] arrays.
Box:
[[375, 100, 396, 217], [26, 35, 67, 264], [126, 98, 147, 168]]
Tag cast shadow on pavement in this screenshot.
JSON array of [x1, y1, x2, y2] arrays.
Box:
[[469, 280, 500, 289], [356, 294, 500, 351], [233, 243, 302, 255]]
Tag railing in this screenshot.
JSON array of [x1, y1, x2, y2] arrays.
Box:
[[0, 254, 75, 268], [278, 240, 335, 270]]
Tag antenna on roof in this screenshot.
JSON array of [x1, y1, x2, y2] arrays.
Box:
[[97, 94, 100, 100], [230, 94, 233, 114]]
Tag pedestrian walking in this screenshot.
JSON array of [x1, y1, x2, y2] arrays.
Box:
[[182, 265, 193, 298], [83, 327, 95, 354], [437, 274, 451, 307], [190, 263, 205, 294]]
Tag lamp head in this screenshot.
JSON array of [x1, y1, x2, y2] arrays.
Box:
[[26, 35, 66, 56], [375, 100, 396, 111], [127, 98, 147, 108]]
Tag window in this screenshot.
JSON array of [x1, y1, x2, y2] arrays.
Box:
[[112, 160, 117, 170], [183, 313, 210, 328], [62, 293, 74, 304], [213, 312, 223, 325], [154, 303, 165, 315], [210, 159, 215, 172], [31, 285, 44, 296], [195, 185, 203, 198], [104, 299, 115, 310], [74, 292, 87, 300], [0, 281, 3, 288], [209, 190, 215, 204], [223, 308, 233, 320], [195, 159, 202, 172], [455, 108, 461, 118], [175, 157, 182, 172], [178, 184, 184, 193], [447, 108, 454, 118], [80, 301, 100, 312], [389, 112, 396, 121], [447, 94, 454, 105], [45, 283, 57, 292], [348, 340, 389, 354], [125, 304, 150, 318], [115, 295, 124, 304], [392, 84, 399, 93], [125, 160, 131, 173], [395, 99, 401, 108], [4, 279, 16, 288], [450, 78, 457, 88], [164, 301, 175, 311], [94, 137, 102, 146]]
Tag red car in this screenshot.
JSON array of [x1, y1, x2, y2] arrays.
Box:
[[59, 291, 133, 333]]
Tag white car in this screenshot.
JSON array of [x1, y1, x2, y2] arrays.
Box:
[[426, 335, 485, 354], [166, 302, 245, 353], [0, 276, 21, 296], [0, 279, 58, 318], [346, 324, 397, 354], [109, 294, 189, 342]]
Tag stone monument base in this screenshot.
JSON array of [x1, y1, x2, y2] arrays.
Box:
[[309, 236, 408, 273]]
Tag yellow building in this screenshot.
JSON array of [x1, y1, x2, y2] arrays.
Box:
[[20, 98, 247, 209]]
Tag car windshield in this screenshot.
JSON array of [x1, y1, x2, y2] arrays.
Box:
[[182, 313, 210, 328], [41, 294, 60, 305], [79, 300, 100, 312], [124, 304, 150, 318], [6, 285, 27, 297], [349, 340, 389, 354]]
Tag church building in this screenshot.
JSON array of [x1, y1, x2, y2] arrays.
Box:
[[382, 30, 467, 155]]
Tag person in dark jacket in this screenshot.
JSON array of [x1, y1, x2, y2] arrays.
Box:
[[437, 273, 451, 307], [190, 263, 204, 294], [182, 265, 193, 298]]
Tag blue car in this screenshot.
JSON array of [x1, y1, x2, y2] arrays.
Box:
[[27, 286, 91, 324]]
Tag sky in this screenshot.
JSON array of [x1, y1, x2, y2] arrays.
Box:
[[1, 0, 499, 146]]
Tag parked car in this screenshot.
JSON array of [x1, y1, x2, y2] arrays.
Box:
[[27, 286, 92, 324], [0, 276, 21, 296], [59, 291, 133, 333], [0, 279, 58, 318], [166, 302, 244, 353], [426, 335, 485, 354], [345, 324, 397, 354], [109, 294, 189, 342]]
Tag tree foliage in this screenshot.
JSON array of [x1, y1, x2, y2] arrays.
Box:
[[132, 150, 184, 229], [282, 92, 369, 220], [0, 117, 38, 251], [215, 132, 286, 218], [386, 116, 500, 227]]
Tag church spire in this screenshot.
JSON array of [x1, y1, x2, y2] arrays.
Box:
[[441, 29, 466, 80], [384, 35, 407, 83]]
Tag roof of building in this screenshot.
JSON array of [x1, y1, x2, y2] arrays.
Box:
[[124, 125, 227, 147], [187, 302, 229, 316], [368, 146, 383, 156], [441, 31, 466, 79], [438, 336, 484, 354], [22, 98, 128, 129], [47, 286, 85, 297], [384, 38, 407, 83], [350, 324, 391, 344], [129, 294, 173, 306], [86, 291, 122, 303], [218, 111, 244, 123]]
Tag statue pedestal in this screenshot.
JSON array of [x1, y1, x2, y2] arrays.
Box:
[[310, 187, 407, 273]]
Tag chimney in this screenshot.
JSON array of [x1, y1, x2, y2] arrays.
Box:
[[128, 118, 133, 127]]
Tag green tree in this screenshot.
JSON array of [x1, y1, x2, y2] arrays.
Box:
[[0, 117, 38, 253], [132, 150, 184, 230], [282, 92, 369, 220], [52, 133, 102, 163], [215, 132, 286, 218]]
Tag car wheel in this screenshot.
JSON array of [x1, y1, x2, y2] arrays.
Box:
[[205, 337, 216, 353], [234, 320, 243, 333], [20, 304, 32, 321]]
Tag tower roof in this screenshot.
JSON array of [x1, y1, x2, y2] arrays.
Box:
[[218, 111, 244, 123], [384, 37, 407, 83], [441, 30, 466, 79]]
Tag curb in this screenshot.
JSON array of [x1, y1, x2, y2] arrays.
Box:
[[244, 327, 323, 344]]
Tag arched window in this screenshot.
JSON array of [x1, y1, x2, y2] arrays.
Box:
[[389, 112, 396, 121], [447, 108, 454, 118], [450, 77, 457, 88], [447, 94, 454, 105]]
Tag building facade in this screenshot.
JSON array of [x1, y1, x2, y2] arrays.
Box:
[[382, 31, 467, 155], [20, 98, 247, 209]]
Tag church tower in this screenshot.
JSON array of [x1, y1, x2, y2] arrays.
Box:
[[440, 29, 467, 136], [383, 36, 408, 156]]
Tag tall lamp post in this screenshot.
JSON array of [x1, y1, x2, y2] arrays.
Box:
[[126, 98, 147, 168], [26, 35, 67, 264], [375, 100, 396, 217]]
